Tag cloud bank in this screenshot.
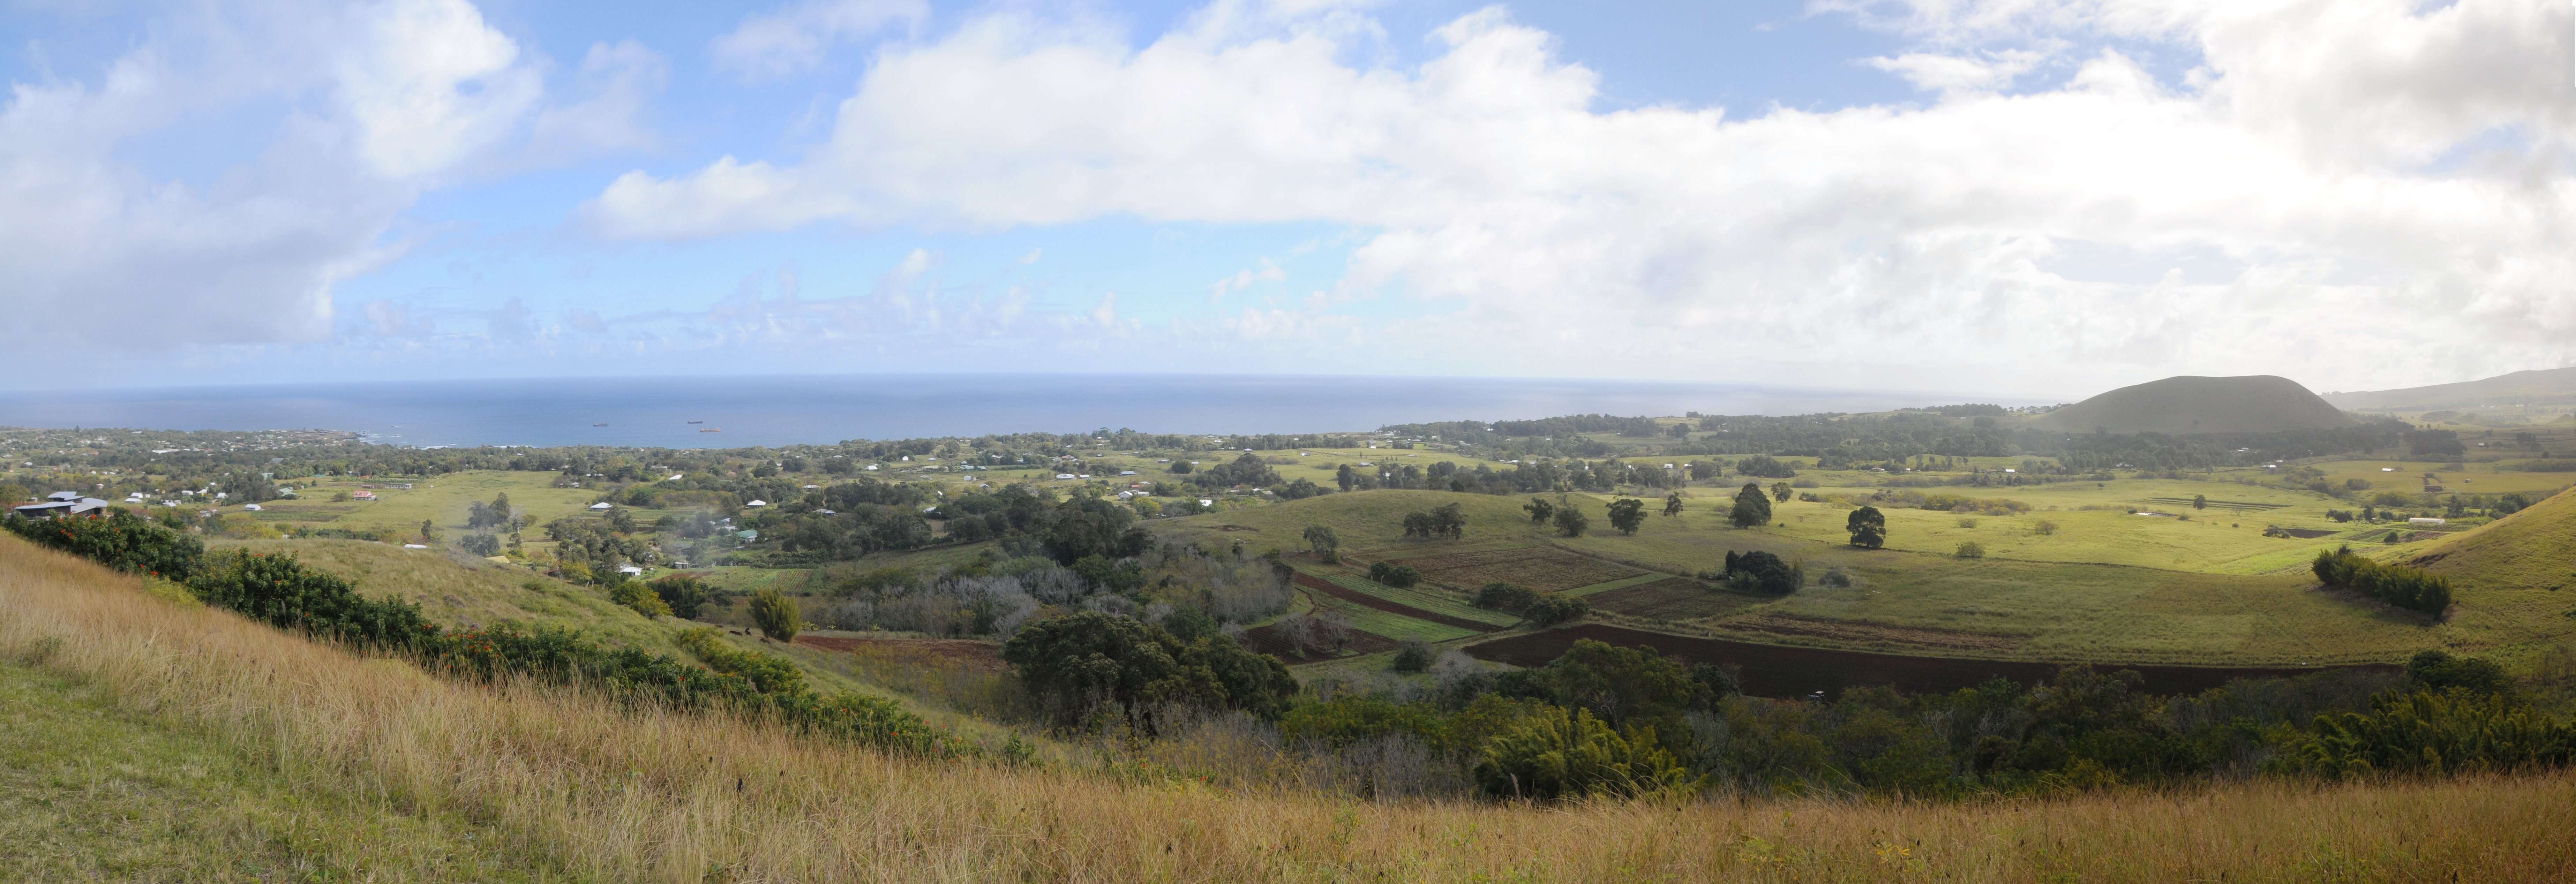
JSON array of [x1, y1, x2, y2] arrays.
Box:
[[586, 0, 2576, 392]]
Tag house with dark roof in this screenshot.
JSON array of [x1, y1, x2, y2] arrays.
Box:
[[15, 491, 113, 519]]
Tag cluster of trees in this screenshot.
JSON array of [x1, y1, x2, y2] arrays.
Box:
[[1400, 503, 1467, 539], [2310, 546, 2453, 614], [1279, 636, 2565, 801], [812, 543, 1292, 639], [1713, 550, 1800, 595], [1002, 611, 1298, 732], [1472, 582, 1590, 626], [1522, 496, 1589, 537]]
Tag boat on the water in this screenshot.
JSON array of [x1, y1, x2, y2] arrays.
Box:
[[686, 420, 703, 424], [593, 423, 608, 426], [700, 428, 722, 433]]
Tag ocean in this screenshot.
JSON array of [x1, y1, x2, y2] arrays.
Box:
[[0, 374, 1999, 449]]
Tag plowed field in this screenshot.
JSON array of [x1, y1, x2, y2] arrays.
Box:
[[1295, 574, 1501, 633], [1382, 546, 1642, 592]]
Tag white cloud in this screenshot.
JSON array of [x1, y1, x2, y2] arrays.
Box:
[[1210, 258, 1285, 301], [711, 0, 929, 80], [580, 0, 2576, 393], [0, 0, 659, 353]]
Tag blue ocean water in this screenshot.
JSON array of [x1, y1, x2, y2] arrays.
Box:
[[0, 374, 2001, 449]]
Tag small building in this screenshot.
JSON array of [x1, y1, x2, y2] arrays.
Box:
[[744, 499, 768, 507], [2409, 517, 2446, 527], [242, 504, 262, 511], [14, 491, 111, 519], [352, 490, 377, 500], [617, 565, 644, 576], [589, 502, 614, 511]]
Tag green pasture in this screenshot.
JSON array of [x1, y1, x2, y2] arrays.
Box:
[[1310, 571, 1520, 627], [245, 471, 598, 541]]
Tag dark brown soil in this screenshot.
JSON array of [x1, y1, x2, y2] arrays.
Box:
[[1463, 623, 2396, 699], [1295, 574, 1501, 633], [1713, 614, 2022, 652], [2273, 528, 2338, 539]]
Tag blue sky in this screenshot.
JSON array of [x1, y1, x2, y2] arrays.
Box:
[[3, 0, 2570, 397]]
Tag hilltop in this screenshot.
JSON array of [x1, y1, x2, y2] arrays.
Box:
[[2408, 486, 2576, 595], [2034, 375, 2356, 435], [2322, 367, 2576, 414]]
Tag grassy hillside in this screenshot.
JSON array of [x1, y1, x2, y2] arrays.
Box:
[[2034, 375, 2356, 434], [8, 534, 2576, 880], [2323, 366, 2576, 412]]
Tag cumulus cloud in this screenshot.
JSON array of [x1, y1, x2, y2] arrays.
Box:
[[0, 0, 658, 352], [581, 0, 2576, 392]]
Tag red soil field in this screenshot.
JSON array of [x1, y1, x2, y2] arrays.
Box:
[[1463, 623, 2398, 699], [1238, 623, 1400, 664]]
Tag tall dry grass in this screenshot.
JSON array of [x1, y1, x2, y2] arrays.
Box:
[[6, 532, 2576, 882]]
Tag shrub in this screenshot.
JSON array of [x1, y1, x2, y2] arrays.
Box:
[[2270, 689, 2575, 777], [649, 574, 711, 620], [1954, 542, 1986, 559], [2034, 520, 2059, 535], [460, 532, 502, 557], [187, 550, 440, 651], [1390, 640, 1435, 673], [1524, 594, 1590, 626], [750, 588, 802, 641], [1001, 611, 1295, 731], [1472, 706, 1702, 800], [609, 580, 673, 618], [1282, 695, 1448, 751], [2310, 546, 2450, 614], [1552, 505, 1589, 537], [1728, 484, 1773, 529], [3, 510, 204, 581], [1724, 550, 1800, 595], [1475, 582, 1539, 612], [1957, 517, 1978, 528], [2407, 650, 2513, 698]]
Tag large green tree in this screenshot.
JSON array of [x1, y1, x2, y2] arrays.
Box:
[[1606, 498, 1646, 535], [1002, 612, 1295, 731], [1846, 505, 1886, 549], [1728, 483, 1773, 529]]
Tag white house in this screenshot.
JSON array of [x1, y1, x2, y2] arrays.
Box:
[[744, 499, 768, 507], [2409, 517, 2446, 526], [589, 502, 614, 511]]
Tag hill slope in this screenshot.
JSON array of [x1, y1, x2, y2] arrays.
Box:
[[2035, 375, 2355, 435], [2408, 487, 2576, 593], [2323, 367, 2576, 411]]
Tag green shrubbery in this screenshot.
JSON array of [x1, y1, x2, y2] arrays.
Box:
[[4, 510, 204, 581], [1001, 611, 1297, 732], [749, 588, 802, 641], [2311, 545, 2452, 613], [9, 512, 957, 756]]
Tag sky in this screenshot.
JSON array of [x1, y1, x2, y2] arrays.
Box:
[[2, 0, 2571, 399]]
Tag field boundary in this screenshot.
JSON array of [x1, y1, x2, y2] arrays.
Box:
[[1294, 574, 1502, 633]]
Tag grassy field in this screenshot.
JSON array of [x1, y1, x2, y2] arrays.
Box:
[[1159, 485, 2576, 667], [249, 469, 599, 541], [9, 534, 2576, 881]]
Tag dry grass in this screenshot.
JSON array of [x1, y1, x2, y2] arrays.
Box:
[[7, 532, 2576, 882]]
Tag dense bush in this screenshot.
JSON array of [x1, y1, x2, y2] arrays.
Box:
[[2271, 689, 2575, 777], [2311, 546, 2451, 613], [188, 550, 442, 650], [1473, 706, 1700, 800], [608, 580, 673, 618], [1523, 594, 1589, 626], [1002, 611, 1297, 731], [1474, 582, 1539, 612], [649, 574, 712, 620], [1367, 561, 1422, 588], [1721, 550, 1800, 595], [4, 510, 204, 580], [1734, 455, 1798, 479], [750, 588, 802, 641], [1390, 640, 1435, 673]]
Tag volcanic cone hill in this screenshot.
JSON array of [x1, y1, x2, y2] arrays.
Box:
[[2034, 375, 2357, 435]]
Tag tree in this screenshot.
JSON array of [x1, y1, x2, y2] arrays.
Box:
[[750, 588, 801, 641], [1604, 497, 1646, 535], [1724, 550, 1800, 595], [1728, 483, 1772, 529], [1845, 506, 1886, 549], [1524, 496, 1555, 524], [1770, 482, 1791, 503], [650, 574, 711, 620], [1662, 492, 1683, 517], [2192, 494, 2208, 510], [1301, 524, 1340, 562], [1475, 582, 1539, 612], [1390, 640, 1435, 673], [609, 581, 673, 618], [1368, 561, 1423, 588], [1553, 504, 1589, 537], [1525, 594, 1590, 626], [1002, 611, 1295, 730]]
